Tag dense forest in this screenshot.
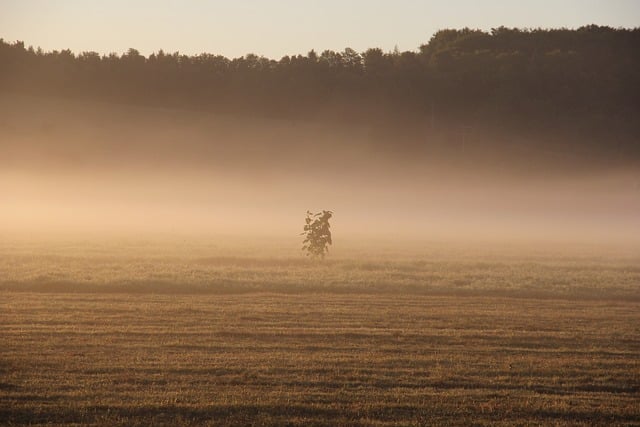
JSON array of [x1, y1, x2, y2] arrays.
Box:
[[1, 26, 639, 160]]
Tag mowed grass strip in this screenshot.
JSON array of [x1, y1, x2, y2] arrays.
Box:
[[1, 293, 639, 426], [2, 250, 639, 299]]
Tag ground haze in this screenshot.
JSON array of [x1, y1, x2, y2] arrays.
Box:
[[1, 96, 638, 243]]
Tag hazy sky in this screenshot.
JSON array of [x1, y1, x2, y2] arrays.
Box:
[[1, 0, 639, 58]]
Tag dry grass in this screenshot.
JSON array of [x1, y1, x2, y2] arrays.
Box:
[[1, 239, 639, 425], [1, 238, 639, 300], [2, 293, 639, 426]]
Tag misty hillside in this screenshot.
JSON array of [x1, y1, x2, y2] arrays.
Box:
[[1, 93, 638, 241], [1, 26, 639, 168], [2, 26, 639, 241]]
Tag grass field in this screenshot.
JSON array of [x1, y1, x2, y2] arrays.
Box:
[[1, 239, 639, 425], [2, 238, 639, 299]]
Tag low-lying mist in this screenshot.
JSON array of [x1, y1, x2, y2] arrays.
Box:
[[1, 96, 638, 246]]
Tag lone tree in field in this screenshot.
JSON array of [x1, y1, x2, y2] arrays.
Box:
[[301, 210, 333, 259]]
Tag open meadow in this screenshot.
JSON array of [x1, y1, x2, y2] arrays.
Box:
[[1, 239, 639, 425], [3, 3, 640, 425]]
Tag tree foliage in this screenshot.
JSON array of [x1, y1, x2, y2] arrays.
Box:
[[302, 210, 333, 259], [1, 25, 638, 155]]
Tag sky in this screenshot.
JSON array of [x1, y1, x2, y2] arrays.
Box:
[[1, 0, 639, 58]]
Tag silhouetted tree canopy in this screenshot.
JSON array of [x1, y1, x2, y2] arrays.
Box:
[[1, 26, 638, 158]]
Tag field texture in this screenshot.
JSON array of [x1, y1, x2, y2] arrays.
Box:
[[1, 240, 639, 425], [1, 239, 639, 299], [2, 293, 639, 426]]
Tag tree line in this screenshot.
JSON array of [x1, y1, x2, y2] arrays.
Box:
[[1, 26, 639, 156]]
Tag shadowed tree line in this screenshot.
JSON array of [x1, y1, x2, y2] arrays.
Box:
[[1, 26, 639, 159]]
